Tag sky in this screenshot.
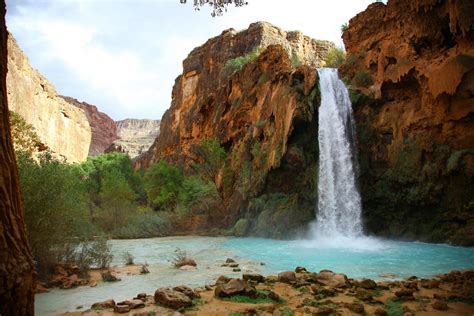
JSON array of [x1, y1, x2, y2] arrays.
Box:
[[6, 0, 376, 121]]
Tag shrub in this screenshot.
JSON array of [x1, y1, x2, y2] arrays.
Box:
[[385, 299, 404, 316], [60, 238, 113, 275], [354, 71, 374, 87], [172, 248, 187, 267], [225, 47, 262, 74], [324, 47, 346, 68], [9, 110, 42, 155], [291, 53, 302, 67], [111, 212, 171, 239], [341, 23, 349, 33], [233, 219, 249, 237], [123, 251, 134, 265]]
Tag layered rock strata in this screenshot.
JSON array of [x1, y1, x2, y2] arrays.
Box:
[[107, 119, 160, 158], [7, 35, 91, 163]]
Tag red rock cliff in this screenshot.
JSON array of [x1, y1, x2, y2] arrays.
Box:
[[340, 0, 474, 245], [138, 22, 333, 236], [61, 96, 119, 156]]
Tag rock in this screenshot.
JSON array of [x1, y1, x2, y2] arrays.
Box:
[[229, 263, 239, 268], [114, 304, 132, 313], [117, 299, 145, 309], [226, 258, 236, 263], [91, 299, 115, 310], [295, 266, 307, 273], [266, 275, 278, 283], [432, 300, 449, 311], [76, 305, 83, 309], [316, 270, 348, 288], [420, 279, 440, 289], [260, 262, 266, 266], [233, 268, 241, 272], [173, 285, 200, 299], [340, 0, 474, 246], [175, 256, 197, 268], [355, 288, 373, 301], [216, 275, 231, 285], [89, 281, 97, 287], [358, 278, 377, 289], [154, 288, 193, 309], [205, 284, 212, 290], [140, 265, 150, 274], [267, 291, 281, 302], [214, 278, 256, 298], [395, 288, 415, 299], [311, 285, 335, 298], [106, 119, 160, 158], [35, 282, 49, 293], [278, 271, 296, 283], [101, 271, 121, 282], [179, 265, 197, 271], [134, 293, 147, 302], [345, 302, 364, 314], [243, 273, 265, 282], [7, 37, 92, 163], [314, 306, 336, 316], [374, 308, 388, 316], [407, 276, 417, 281]]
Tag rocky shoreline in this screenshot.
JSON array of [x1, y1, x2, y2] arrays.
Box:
[[59, 264, 474, 316]]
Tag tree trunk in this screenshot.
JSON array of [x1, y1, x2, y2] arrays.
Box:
[[0, 1, 36, 314]]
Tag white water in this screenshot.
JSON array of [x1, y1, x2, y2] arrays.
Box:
[[311, 68, 363, 239]]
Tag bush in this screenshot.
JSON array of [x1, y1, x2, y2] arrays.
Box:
[[123, 251, 134, 265], [172, 248, 187, 267], [225, 47, 262, 74], [233, 219, 249, 236], [341, 23, 349, 33], [354, 71, 374, 87], [9, 110, 42, 155], [324, 47, 346, 68], [111, 212, 171, 239], [17, 152, 90, 277], [60, 238, 113, 275]]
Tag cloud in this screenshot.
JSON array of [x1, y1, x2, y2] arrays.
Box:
[[6, 0, 377, 120]]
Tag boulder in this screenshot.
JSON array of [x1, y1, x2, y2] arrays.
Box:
[[374, 308, 388, 316], [134, 293, 148, 302], [91, 299, 115, 310], [216, 275, 231, 285], [345, 302, 364, 314], [175, 256, 197, 268], [101, 271, 121, 282], [179, 265, 197, 271], [316, 270, 347, 288], [117, 299, 145, 309], [420, 279, 440, 289], [395, 288, 415, 299], [173, 285, 200, 299], [114, 304, 132, 313], [295, 266, 307, 273], [265, 275, 278, 283], [278, 271, 296, 283], [314, 306, 336, 316], [355, 288, 373, 301], [226, 258, 236, 263], [243, 273, 265, 282], [267, 291, 281, 302], [358, 278, 377, 289], [154, 288, 193, 309], [432, 300, 449, 311], [214, 278, 256, 298]]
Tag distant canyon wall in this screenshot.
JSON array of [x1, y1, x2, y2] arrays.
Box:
[[60, 96, 118, 156], [341, 0, 474, 245], [107, 119, 160, 159], [7, 35, 91, 163]]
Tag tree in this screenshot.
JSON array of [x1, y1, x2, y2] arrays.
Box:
[[0, 0, 36, 313], [180, 0, 248, 17], [144, 160, 184, 210], [8, 110, 43, 155], [191, 138, 226, 199]]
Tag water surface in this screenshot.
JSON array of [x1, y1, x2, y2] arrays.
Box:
[[36, 236, 474, 315]]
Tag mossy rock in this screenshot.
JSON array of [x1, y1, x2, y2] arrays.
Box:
[[233, 219, 249, 237]]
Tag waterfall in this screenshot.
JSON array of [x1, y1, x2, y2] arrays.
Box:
[[313, 68, 362, 238]]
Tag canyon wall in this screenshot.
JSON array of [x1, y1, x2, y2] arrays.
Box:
[[340, 0, 474, 245], [6, 35, 91, 163], [107, 119, 160, 158], [60, 96, 118, 156], [139, 22, 334, 236]]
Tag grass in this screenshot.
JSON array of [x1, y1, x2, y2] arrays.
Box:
[[225, 47, 262, 74], [229, 312, 244, 316], [281, 307, 294, 316], [385, 299, 404, 316], [221, 289, 285, 304]]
